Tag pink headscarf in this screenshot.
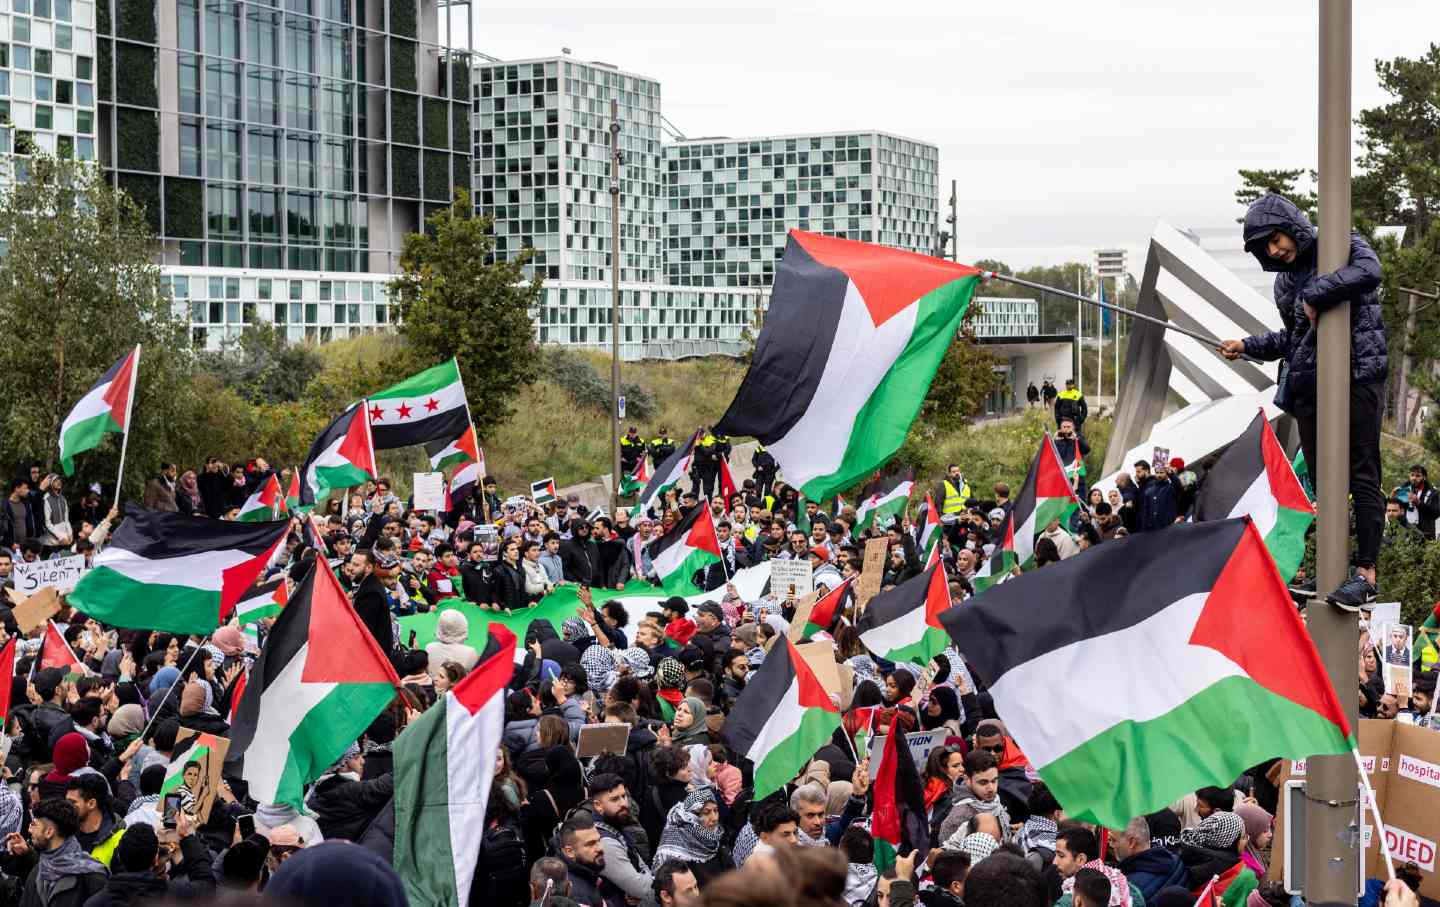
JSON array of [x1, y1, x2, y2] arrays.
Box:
[[712, 762, 742, 805]]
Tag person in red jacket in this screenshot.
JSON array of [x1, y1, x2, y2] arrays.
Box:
[[427, 543, 462, 602]]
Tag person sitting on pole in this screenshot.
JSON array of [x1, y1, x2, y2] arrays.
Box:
[[1218, 193, 1387, 609]]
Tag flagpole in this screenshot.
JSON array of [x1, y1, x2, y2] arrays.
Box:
[[137, 636, 211, 741], [451, 356, 483, 518], [111, 345, 141, 511], [1354, 747, 1396, 880]]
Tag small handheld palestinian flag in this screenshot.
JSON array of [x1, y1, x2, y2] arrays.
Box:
[[238, 474, 285, 522], [713, 231, 980, 500], [368, 358, 471, 451], [449, 458, 482, 510], [723, 636, 841, 800], [870, 710, 927, 870], [225, 558, 400, 809], [300, 402, 377, 508], [916, 492, 942, 562], [283, 470, 301, 514], [530, 478, 557, 506], [1193, 409, 1314, 582], [233, 576, 288, 626], [37, 620, 83, 675], [972, 433, 1079, 594], [854, 470, 914, 532], [58, 345, 141, 477], [856, 558, 951, 667], [619, 456, 649, 498], [940, 518, 1350, 828], [801, 577, 855, 640], [645, 504, 722, 595], [426, 424, 482, 473], [718, 457, 738, 503], [69, 506, 289, 635], [393, 624, 516, 907]]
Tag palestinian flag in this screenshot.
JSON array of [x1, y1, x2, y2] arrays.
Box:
[[225, 559, 399, 809], [426, 424, 481, 473], [368, 358, 471, 450], [713, 231, 980, 500], [854, 470, 914, 532], [645, 504, 722, 595], [0, 638, 14, 722], [37, 620, 83, 673], [228, 668, 248, 722], [300, 402, 377, 508], [450, 459, 481, 510], [283, 470, 301, 514], [723, 636, 842, 799], [393, 625, 516, 907], [69, 506, 289, 634], [917, 492, 942, 562], [160, 733, 219, 796], [856, 558, 951, 667], [871, 710, 927, 869], [637, 431, 698, 515], [619, 456, 649, 498], [58, 345, 140, 476], [1193, 410, 1314, 582], [850, 706, 879, 755], [238, 474, 285, 522], [234, 576, 289, 626], [802, 578, 854, 639], [939, 518, 1351, 827], [1292, 448, 1313, 499], [973, 434, 1079, 594], [718, 457, 738, 503], [833, 494, 847, 515]]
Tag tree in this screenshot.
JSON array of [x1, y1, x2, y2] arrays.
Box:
[[1234, 168, 1316, 222], [389, 190, 543, 439], [916, 302, 1001, 434], [1355, 43, 1440, 240], [198, 323, 323, 405], [0, 154, 196, 500]]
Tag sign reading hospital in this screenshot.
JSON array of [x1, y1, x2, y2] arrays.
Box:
[[1397, 754, 1440, 791]]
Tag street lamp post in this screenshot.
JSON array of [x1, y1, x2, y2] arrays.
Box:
[[609, 98, 622, 515]]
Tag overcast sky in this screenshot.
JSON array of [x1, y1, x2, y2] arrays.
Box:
[[460, 2, 1438, 275]]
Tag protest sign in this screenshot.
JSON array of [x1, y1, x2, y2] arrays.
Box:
[[786, 590, 821, 643], [172, 730, 232, 824], [795, 640, 846, 706], [14, 554, 86, 595], [412, 472, 445, 511], [531, 478, 557, 505], [12, 587, 61, 634], [770, 558, 813, 598], [1151, 446, 1170, 470], [856, 537, 890, 609]]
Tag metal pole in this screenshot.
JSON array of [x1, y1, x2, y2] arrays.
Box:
[[609, 98, 622, 515], [1395, 290, 1417, 434], [949, 179, 958, 263], [1075, 270, 1083, 395], [1306, 3, 1358, 905]]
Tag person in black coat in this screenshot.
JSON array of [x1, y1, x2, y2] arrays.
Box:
[[560, 520, 603, 586], [492, 539, 527, 612], [307, 747, 394, 842], [83, 819, 216, 907], [345, 552, 394, 656]]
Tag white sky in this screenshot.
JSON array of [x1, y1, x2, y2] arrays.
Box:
[[458, 1, 1439, 274]]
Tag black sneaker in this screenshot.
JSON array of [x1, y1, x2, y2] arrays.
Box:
[[1326, 573, 1377, 612], [1288, 578, 1316, 608]]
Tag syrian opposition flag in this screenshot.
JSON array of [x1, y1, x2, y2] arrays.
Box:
[[37, 620, 83, 673], [856, 558, 951, 667], [160, 733, 219, 796], [723, 636, 842, 800], [368, 358, 471, 450], [802, 578, 854, 639], [645, 504, 723, 595], [238, 474, 285, 522], [69, 506, 288, 635], [854, 470, 914, 532], [393, 625, 516, 907], [300, 402, 377, 508], [225, 559, 399, 809], [636, 431, 698, 515], [973, 434, 1079, 594], [426, 424, 481, 473], [917, 493, 942, 562], [940, 518, 1351, 828], [58, 345, 140, 476], [234, 576, 289, 626], [619, 456, 649, 498], [1193, 410, 1314, 582], [871, 710, 927, 869], [713, 232, 980, 500]]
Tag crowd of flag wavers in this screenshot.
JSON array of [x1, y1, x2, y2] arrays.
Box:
[[0, 206, 1421, 907]]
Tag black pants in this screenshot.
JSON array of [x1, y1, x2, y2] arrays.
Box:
[[1297, 380, 1384, 569], [693, 466, 718, 500]]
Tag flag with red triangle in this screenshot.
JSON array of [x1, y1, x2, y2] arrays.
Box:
[[0, 638, 15, 722], [38, 620, 83, 674], [972, 433, 1080, 594], [801, 577, 855, 639], [856, 557, 952, 666], [238, 474, 285, 522], [284, 469, 301, 514], [870, 708, 927, 869], [718, 457, 738, 503]]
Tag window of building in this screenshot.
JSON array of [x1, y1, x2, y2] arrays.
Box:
[[246, 127, 279, 183], [205, 122, 240, 179], [245, 66, 279, 124]]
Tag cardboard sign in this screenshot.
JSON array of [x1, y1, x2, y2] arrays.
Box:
[[856, 537, 890, 609], [868, 732, 947, 771], [172, 729, 231, 824], [411, 472, 445, 511], [1384, 825, 1437, 872], [795, 640, 845, 707], [531, 478, 557, 506], [14, 554, 86, 595], [12, 587, 62, 634], [575, 723, 630, 758], [1396, 753, 1440, 790], [786, 590, 822, 643], [1151, 446, 1170, 471], [770, 558, 813, 598]]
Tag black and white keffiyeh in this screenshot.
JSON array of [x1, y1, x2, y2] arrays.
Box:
[[651, 786, 722, 869]]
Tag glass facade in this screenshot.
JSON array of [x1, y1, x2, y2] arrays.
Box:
[[162, 267, 392, 346], [0, 0, 98, 167], [972, 297, 1040, 338]]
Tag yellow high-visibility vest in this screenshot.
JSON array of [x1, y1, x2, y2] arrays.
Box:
[[942, 479, 970, 514]]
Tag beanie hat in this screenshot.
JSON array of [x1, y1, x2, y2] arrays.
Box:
[[114, 823, 160, 873]]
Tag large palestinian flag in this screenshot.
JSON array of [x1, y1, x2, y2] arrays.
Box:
[[636, 431, 698, 515], [1193, 410, 1314, 582], [972, 433, 1079, 594], [855, 558, 951, 666], [645, 504, 722, 595], [723, 636, 842, 799], [225, 559, 399, 809], [426, 424, 481, 473], [368, 358, 471, 450], [58, 345, 140, 476], [940, 518, 1351, 827], [713, 231, 980, 500], [69, 506, 288, 634], [853, 470, 914, 532], [238, 474, 285, 522], [300, 402, 377, 508], [393, 625, 515, 907]]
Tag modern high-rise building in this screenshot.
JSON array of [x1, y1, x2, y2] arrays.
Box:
[[662, 131, 940, 288], [95, 0, 474, 347], [0, 0, 100, 165]]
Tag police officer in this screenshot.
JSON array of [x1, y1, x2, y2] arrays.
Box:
[[690, 427, 730, 500], [1054, 378, 1088, 434], [619, 426, 646, 475], [933, 464, 971, 517], [751, 445, 777, 498], [650, 427, 677, 465]]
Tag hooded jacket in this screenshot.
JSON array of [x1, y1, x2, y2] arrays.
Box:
[[307, 771, 394, 842], [1119, 845, 1188, 905], [1239, 195, 1387, 414]]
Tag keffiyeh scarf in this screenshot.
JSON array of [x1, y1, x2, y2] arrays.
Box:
[[1180, 810, 1244, 851], [1060, 858, 1133, 906], [651, 787, 722, 869], [1015, 815, 1057, 856]]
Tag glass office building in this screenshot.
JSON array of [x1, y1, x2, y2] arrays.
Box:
[[0, 0, 100, 165], [95, 0, 472, 346]]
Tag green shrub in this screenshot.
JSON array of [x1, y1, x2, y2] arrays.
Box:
[[163, 177, 203, 238], [389, 38, 415, 91], [390, 91, 417, 145], [114, 106, 158, 171], [543, 348, 656, 421], [115, 42, 157, 107]]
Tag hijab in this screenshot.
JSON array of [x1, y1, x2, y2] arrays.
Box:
[[1235, 802, 1272, 877], [651, 786, 722, 869], [921, 686, 961, 731], [672, 696, 709, 745]]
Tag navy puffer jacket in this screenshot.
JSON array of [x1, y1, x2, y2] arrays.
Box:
[[1239, 194, 1387, 414]]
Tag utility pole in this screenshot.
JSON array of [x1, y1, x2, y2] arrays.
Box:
[[609, 97, 622, 514], [1305, 3, 1358, 905], [1075, 270, 1083, 395], [948, 180, 958, 262]]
